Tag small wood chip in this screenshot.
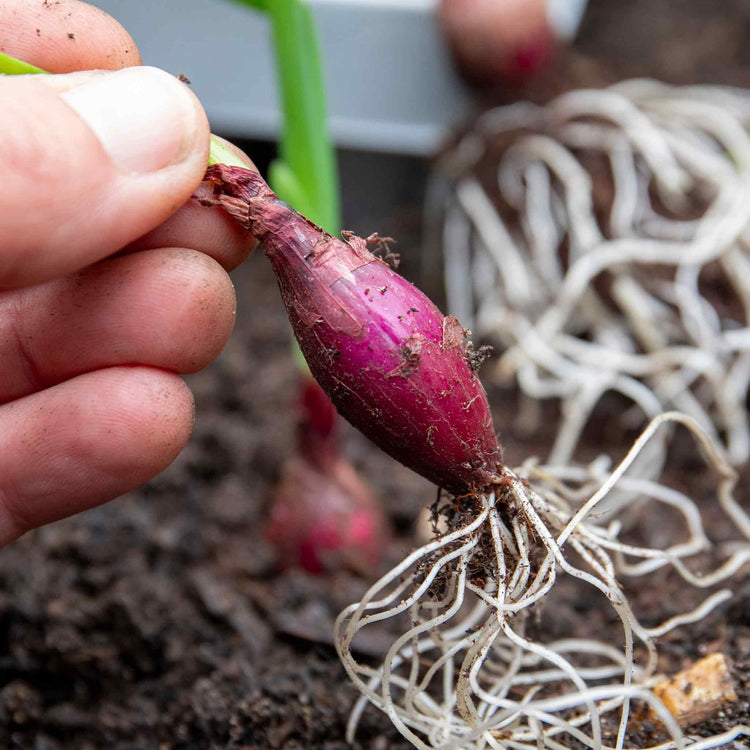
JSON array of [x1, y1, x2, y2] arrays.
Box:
[[653, 653, 737, 726]]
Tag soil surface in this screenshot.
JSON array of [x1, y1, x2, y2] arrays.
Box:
[[0, 1, 748, 748]]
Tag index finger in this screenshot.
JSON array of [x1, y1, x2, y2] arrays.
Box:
[[0, 0, 141, 73]]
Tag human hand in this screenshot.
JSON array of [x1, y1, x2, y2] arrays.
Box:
[[0, 0, 257, 545]]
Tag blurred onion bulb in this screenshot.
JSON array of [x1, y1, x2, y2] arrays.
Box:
[[264, 378, 386, 575]]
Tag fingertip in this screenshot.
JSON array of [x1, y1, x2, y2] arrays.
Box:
[[100, 367, 195, 478], [0, 248, 238, 401], [133, 367, 196, 469], [0, 68, 210, 286], [59, 366, 196, 485], [0, 366, 196, 545], [0, 0, 142, 73], [158, 248, 238, 372]]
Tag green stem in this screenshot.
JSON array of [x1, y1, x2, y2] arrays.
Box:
[[230, 0, 340, 234], [229, 0, 339, 378]]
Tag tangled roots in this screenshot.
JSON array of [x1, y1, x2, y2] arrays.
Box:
[[336, 413, 750, 749]]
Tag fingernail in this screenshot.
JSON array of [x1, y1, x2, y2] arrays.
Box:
[[61, 66, 202, 174]]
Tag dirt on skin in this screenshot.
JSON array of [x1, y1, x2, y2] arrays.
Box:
[[0, 1, 748, 747]]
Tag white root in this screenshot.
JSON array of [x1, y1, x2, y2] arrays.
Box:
[[335, 413, 750, 749], [426, 81, 750, 468]]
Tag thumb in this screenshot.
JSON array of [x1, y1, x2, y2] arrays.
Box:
[[0, 66, 209, 288]]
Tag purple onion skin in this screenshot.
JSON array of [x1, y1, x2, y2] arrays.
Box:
[[197, 165, 503, 495]]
